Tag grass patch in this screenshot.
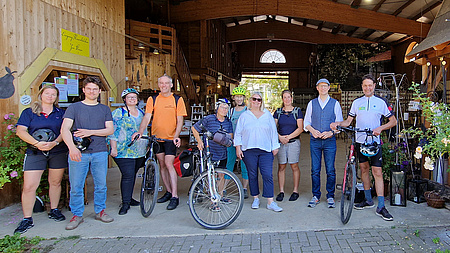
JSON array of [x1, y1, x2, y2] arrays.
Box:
[[0, 233, 44, 253]]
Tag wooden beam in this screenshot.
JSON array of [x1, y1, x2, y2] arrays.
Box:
[[360, 29, 376, 40], [372, 0, 387, 12], [318, 21, 324, 31], [170, 0, 430, 37], [351, 0, 362, 9], [374, 32, 393, 43], [411, 1, 442, 21], [346, 27, 359, 37], [392, 0, 415, 17], [332, 24, 343, 34], [226, 21, 372, 44], [303, 19, 308, 26]]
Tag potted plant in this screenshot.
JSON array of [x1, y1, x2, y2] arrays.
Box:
[[0, 113, 27, 189], [403, 82, 450, 207]]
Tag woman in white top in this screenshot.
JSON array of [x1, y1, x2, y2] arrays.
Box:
[[234, 92, 282, 212]]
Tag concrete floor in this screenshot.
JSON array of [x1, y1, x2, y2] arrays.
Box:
[[0, 133, 449, 239]]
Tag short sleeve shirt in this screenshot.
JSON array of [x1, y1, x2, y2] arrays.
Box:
[[64, 102, 113, 153], [349, 95, 393, 144], [145, 94, 187, 140], [193, 114, 232, 161], [273, 108, 304, 138], [110, 108, 148, 158], [17, 106, 68, 154]]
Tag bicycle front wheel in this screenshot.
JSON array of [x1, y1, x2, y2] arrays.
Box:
[[140, 161, 159, 217], [188, 169, 244, 230], [340, 160, 356, 224]]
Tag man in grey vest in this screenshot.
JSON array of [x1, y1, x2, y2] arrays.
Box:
[[304, 78, 343, 208]]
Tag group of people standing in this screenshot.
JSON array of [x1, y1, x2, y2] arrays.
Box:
[[13, 73, 395, 234]]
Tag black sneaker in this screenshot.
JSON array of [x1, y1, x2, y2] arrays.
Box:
[[119, 203, 130, 215], [48, 209, 66, 221], [276, 192, 284, 201], [167, 197, 179, 210], [289, 192, 299, 201], [376, 206, 394, 221], [157, 192, 172, 203], [130, 198, 140, 206], [354, 201, 375, 210], [14, 219, 34, 234]]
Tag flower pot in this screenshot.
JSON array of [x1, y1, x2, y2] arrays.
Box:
[[424, 191, 445, 208]]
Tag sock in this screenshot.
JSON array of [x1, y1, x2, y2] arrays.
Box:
[[364, 189, 373, 203], [377, 196, 385, 209]]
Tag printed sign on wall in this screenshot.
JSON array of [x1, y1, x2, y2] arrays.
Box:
[[61, 28, 90, 57]]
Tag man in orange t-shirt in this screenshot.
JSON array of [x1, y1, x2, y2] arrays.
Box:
[[133, 74, 187, 210]]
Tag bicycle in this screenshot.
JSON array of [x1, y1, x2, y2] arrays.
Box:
[[188, 126, 244, 229], [336, 126, 374, 224], [128, 134, 171, 218]]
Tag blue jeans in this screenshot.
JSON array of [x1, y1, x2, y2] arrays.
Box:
[[226, 146, 248, 180], [310, 137, 336, 199], [242, 148, 274, 198], [68, 152, 108, 216]]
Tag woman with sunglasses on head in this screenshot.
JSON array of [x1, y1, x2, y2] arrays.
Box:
[[14, 85, 68, 234], [234, 92, 282, 212], [273, 90, 304, 202], [109, 88, 148, 215]]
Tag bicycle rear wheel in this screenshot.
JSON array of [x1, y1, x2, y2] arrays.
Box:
[[188, 169, 244, 230], [140, 161, 159, 217], [340, 160, 356, 224]]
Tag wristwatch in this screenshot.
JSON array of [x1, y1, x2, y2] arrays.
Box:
[[54, 140, 60, 145]]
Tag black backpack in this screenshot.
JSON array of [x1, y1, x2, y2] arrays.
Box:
[[275, 107, 300, 121]]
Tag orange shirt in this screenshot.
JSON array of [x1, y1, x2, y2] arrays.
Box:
[[145, 93, 187, 140]]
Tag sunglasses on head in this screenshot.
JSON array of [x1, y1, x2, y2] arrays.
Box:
[[251, 97, 262, 102]]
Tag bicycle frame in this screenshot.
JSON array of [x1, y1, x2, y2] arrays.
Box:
[[199, 131, 220, 203]]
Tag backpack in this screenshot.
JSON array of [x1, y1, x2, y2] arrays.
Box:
[[276, 107, 300, 121], [121, 107, 145, 117], [151, 94, 181, 109]]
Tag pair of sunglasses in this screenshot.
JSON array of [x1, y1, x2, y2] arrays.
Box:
[[251, 97, 262, 102]]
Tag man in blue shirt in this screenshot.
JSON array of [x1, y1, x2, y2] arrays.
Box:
[[331, 74, 397, 221]]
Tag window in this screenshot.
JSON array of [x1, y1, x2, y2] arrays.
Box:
[[260, 50, 286, 63]]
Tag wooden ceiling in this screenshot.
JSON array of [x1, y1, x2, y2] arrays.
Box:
[[169, 0, 443, 44]]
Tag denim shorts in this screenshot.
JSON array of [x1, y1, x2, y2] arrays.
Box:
[[277, 139, 300, 164], [23, 151, 68, 171]]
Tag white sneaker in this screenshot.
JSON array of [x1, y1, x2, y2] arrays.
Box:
[[267, 202, 283, 212], [251, 198, 260, 209]]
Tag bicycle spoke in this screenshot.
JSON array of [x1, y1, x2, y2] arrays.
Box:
[[140, 161, 159, 217], [189, 169, 243, 230], [341, 161, 356, 224]]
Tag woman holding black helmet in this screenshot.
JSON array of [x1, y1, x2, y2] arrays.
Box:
[[14, 85, 68, 234], [191, 98, 233, 169], [109, 88, 148, 215]]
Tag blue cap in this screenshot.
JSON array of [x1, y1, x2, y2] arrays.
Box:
[[316, 78, 330, 86]]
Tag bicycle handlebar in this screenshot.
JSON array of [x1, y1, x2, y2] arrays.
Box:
[[336, 126, 374, 136], [128, 134, 172, 147]]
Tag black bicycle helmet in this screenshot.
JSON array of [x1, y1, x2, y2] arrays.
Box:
[[73, 135, 92, 151], [32, 129, 56, 142], [360, 136, 379, 157]]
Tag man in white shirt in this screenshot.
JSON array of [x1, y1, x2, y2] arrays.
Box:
[[331, 74, 397, 221]]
